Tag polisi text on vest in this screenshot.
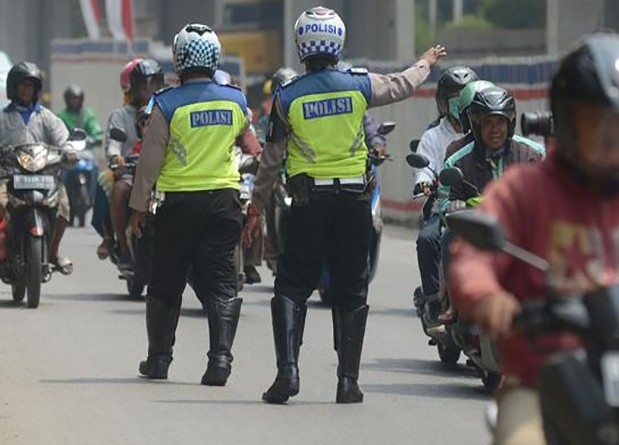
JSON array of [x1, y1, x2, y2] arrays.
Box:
[[190, 110, 233, 127], [303, 97, 353, 120]]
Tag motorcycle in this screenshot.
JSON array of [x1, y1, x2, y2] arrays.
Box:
[[449, 210, 619, 445], [107, 127, 157, 298], [408, 152, 501, 389], [0, 129, 87, 308], [64, 146, 96, 227]]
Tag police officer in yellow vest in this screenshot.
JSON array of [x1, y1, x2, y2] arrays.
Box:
[[129, 24, 246, 386], [243, 6, 446, 404]]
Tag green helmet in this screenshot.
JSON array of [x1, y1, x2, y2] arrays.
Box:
[[458, 80, 495, 132]]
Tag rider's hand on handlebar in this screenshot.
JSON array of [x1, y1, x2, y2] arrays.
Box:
[[421, 45, 447, 67], [65, 152, 78, 165], [470, 292, 521, 339], [446, 199, 467, 213], [373, 145, 387, 158], [112, 155, 126, 168], [416, 181, 433, 196], [130, 210, 145, 238]]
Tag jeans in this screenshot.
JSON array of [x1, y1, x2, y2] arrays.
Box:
[[416, 214, 441, 296]]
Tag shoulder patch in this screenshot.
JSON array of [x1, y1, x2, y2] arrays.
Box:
[[349, 67, 368, 75], [154, 85, 174, 97], [280, 75, 301, 89], [222, 83, 243, 92]]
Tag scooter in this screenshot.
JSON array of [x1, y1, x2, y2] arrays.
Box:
[[316, 121, 396, 305], [450, 211, 619, 445], [408, 152, 501, 389], [107, 127, 156, 298], [0, 129, 87, 308], [64, 147, 96, 227]]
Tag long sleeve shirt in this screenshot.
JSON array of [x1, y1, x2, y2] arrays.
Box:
[[251, 59, 432, 214], [449, 152, 619, 387]]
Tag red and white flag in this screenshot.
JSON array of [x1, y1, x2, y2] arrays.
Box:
[[79, 0, 102, 39], [105, 0, 134, 41]]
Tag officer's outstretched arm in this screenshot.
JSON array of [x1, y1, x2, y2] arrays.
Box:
[[369, 45, 446, 108]]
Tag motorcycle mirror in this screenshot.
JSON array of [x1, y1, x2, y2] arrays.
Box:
[[439, 167, 464, 187], [406, 153, 430, 169], [68, 128, 87, 141], [109, 127, 127, 143], [448, 211, 550, 272], [447, 211, 505, 251], [377, 122, 396, 136], [409, 139, 420, 153]]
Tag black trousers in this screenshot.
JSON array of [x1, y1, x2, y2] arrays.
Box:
[[274, 190, 372, 309], [148, 189, 242, 307]]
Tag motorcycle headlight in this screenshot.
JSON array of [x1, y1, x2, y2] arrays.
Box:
[[17, 152, 47, 172]]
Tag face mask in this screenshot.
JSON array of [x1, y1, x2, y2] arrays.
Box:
[[448, 97, 460, 121]]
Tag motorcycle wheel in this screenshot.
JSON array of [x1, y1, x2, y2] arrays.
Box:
[[480, 370, 502, 391], [437, 342, 461, 365], [317, 286, 334, 306], [126, 277, 145, 298], [78, 186, 90, 227], [26, 237, 42, 309], [11, 282, 25, 302]]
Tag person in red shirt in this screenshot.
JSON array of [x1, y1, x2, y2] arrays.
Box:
[[449, 32, 619, 445]]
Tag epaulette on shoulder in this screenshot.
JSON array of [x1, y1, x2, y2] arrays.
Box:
[[349, 67, 369, 75], [280, 75, 301, 89], [154, 85, 174, 97], [222, 83, 243, 92]]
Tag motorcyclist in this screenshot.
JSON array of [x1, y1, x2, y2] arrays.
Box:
[[449, 32, 619, 445], [57, 84, 103, 146], [438, 86, 545, 322], [129, 23, 250, 386], [256, 68, 298, 145], [57, 84, 102, 214], [0, 61, 74, 274], [443, 80, 495, 161], [242, 6, 446, 404], [107, 58, 164, 270], [412, 66, 478, 310]]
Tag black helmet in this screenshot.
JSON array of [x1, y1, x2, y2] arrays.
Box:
[[436, 66, 479, 117], [129, 59, 164, 91], [6, 61, 43, 103], [468, 86, 516, 147], [551, 33, 619, 168], [271, 67, 298, 93], [64, 84, 84, 103]]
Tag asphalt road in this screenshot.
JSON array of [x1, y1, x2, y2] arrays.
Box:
[[0, 224, 491, 445]]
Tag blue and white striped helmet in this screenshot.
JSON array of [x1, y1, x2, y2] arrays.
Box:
[[294, 6, 346, 62], [173, 24, 221, 75]]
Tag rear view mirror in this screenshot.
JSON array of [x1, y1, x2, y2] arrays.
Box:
[[377, 122, 396, 136], [69, 128, 87, 141], [109, 127, 127, 143], [447, 211, 506, 251], [406, 153, 430, 169], [439, 167, 464, 187], [409, 139, 420, 153]]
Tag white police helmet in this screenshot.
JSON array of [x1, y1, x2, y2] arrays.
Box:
[[173, 23, 221, 75], [294, 6, 346, 62]]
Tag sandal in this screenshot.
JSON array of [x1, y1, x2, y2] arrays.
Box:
[[50, 256, 73, 275], [97, 238, 113, 260]]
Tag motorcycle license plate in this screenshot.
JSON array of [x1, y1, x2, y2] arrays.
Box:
[[239, 183, 251, 200], [601, 352, 619, 406], [13, 175, 55, 190]]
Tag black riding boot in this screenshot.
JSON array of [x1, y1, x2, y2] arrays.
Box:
[[201, 297, 243, 386], [139, 297, 180, 379], [333, 304, 369, 404], [262, 295, 307, 404]]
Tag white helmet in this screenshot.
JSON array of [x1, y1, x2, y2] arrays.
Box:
[[173, 23, 221, 75], [294, 6, 346, 62]]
